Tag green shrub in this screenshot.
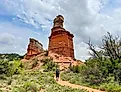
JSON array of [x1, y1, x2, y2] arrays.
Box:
[[23, 61, 30, 69], [13, 82, 38, 92], [81, 65, 104, 85], [23, 82, 38, 92], [42, 58, 58, 71], [69, 65, 81, 73], [0, 75, 7, 80], [7, 60, 24, 77], [7, 78, 12, 85], [81, 58, 112, 85], [100, 82, 121, 92], [41, 58, 52, 65], [114, 63, 121, 84], [0, 60, 9, 74], [0, 60, 24, 76], [31, 59, 38, 69], [61, 72, 83, 85], [12, 87, 26, 92], [18, 87, 26, 92]]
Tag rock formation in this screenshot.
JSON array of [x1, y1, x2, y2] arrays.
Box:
[[48, 15, 74, 59], [24, 38, 44, 59], [23, 15, 82, 69]]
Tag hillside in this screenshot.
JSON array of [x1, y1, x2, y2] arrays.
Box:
[[0, 53, 24, 61], [0, 59, 86, 92]]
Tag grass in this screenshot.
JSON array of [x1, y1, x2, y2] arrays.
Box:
[[0, 70, 87, 92], [61, 71, 121, 92]]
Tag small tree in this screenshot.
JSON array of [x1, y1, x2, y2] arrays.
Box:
[[87, 32, 121, 73], [7, 60, 24, 77], [88, 32, 121, 61], [86, 32, 121, 84]]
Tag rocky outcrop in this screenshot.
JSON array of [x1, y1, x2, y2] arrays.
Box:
[[24, 38, 44, 60], [23, 15, 83, 69], [48, 15, 74, 59], [48, 52, 83, 69]]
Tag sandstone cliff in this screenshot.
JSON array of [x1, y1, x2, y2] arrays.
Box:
[[24, 38, 44, 60]]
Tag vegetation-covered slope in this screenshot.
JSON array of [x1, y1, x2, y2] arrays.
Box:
[[0, 59, 86, 92], [0, 53, 23, 61]]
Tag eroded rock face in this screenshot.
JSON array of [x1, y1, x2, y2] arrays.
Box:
[[24, 38, 44, 60], [48, 15, 74, 59], [48, 52, 83, 69], [23, 15, 81, 69]]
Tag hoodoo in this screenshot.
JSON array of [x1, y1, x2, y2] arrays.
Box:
[[48, 15, 74, 59], [23, 15, 82, 69]]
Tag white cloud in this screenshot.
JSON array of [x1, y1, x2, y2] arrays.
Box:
[[74, 42, 91, 60], [0, 22, 47, 55], [0, 33, 15, 45]]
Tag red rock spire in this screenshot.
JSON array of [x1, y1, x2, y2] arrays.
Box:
[[48, 15, 74, 59], [53, 15, 64, 28]]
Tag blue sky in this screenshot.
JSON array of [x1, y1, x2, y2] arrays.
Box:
[[0, 0, 121, 61]]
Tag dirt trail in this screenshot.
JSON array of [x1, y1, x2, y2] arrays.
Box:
[[55, 77, 105, 92]]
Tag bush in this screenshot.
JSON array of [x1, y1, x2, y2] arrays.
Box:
[[31, 59, 38, 69], [7, 60, 24, 76], [21, 59, 39, 69], [7, 78, 12, 85], [0, 60, 23, 76], [12, 87, 26, 92], [24, 82, 38, 92], [42, 58, 58, 71], [0, 75, 7, 80], [81, 61, 104, 85], [100, 82, 121, 92], [41, 58, 52, 65], [13, 82, 38, 92], [69, 65, 81, 73], [0, 60, 9, 74], [114, 63, 121, 84]]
